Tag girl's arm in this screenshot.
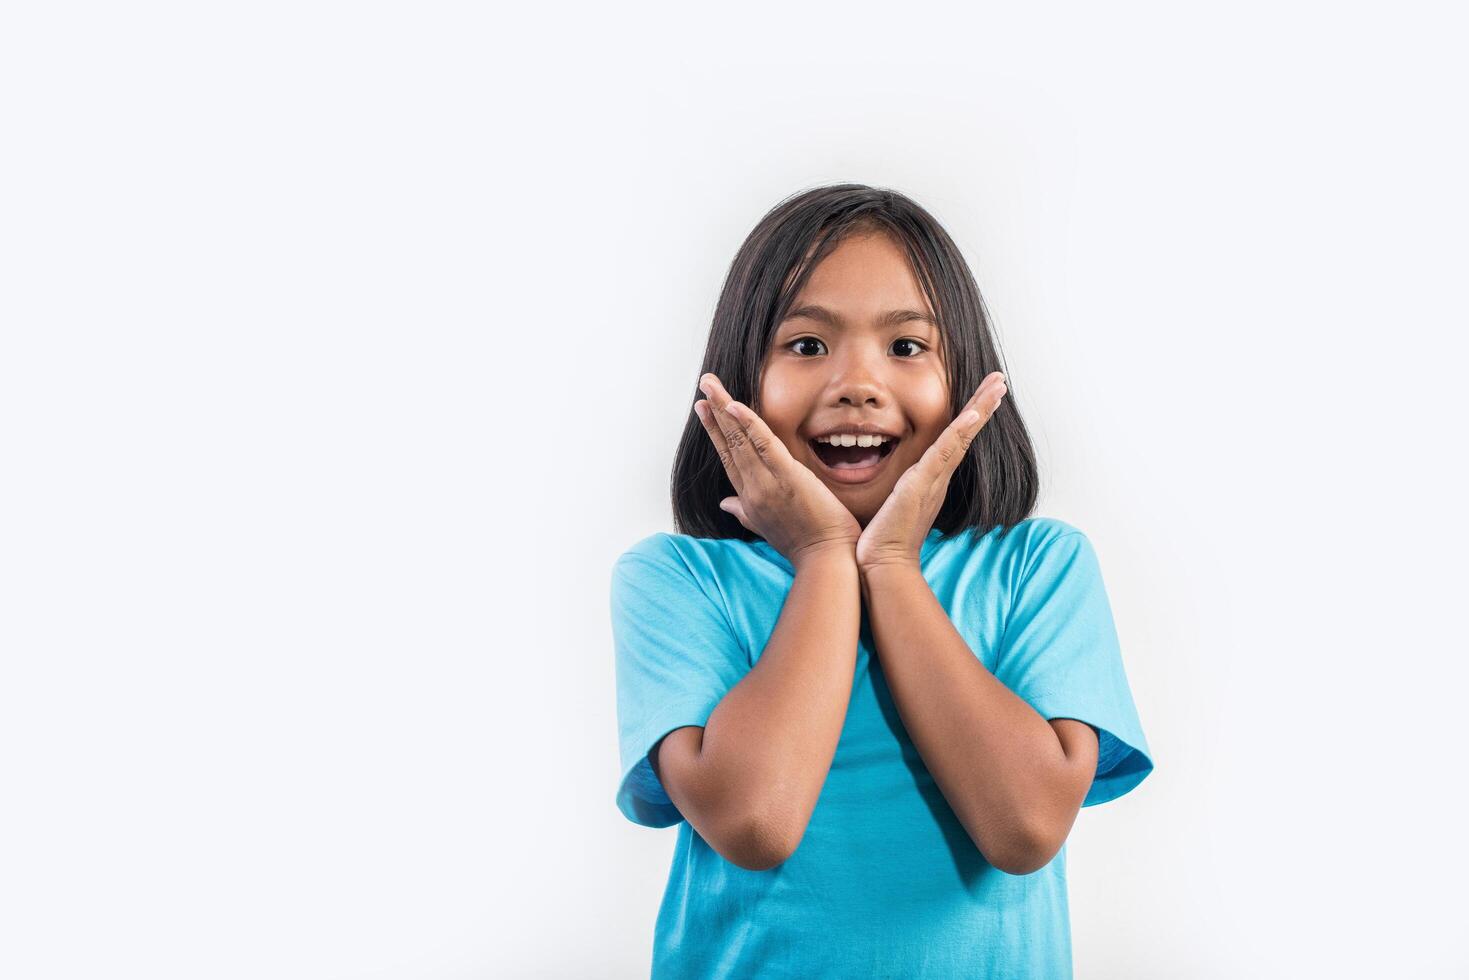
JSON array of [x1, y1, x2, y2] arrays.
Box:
[[860, 563, 1098, 875], [652, 548, 860, 871]]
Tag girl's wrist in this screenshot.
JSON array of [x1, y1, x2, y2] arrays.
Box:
[[857, 557, 923, 582], [858, 558, 923, 610], [789, 541, 858, 575]]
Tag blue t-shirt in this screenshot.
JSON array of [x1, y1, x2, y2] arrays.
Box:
[[610, 517, 1153, 979]]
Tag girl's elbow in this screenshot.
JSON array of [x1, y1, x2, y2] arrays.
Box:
[[724, 814, 801, 871], [994, 844, 1057, 876], [975, 823, 1059, 876]]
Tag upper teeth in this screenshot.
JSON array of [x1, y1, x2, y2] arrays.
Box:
[[815, 433, 891, 447]]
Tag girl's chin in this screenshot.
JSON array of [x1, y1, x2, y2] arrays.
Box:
[[829, 477, 887, 495]]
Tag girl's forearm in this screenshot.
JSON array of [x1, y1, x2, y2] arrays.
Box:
[[696, 548, 860, 865], [860, 561, 1073, 874]]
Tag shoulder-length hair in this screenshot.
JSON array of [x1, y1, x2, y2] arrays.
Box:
[[671, 183, 1039, 543]]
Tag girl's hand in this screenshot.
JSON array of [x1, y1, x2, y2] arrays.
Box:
[[855, 372, 1008, 574], [694, 373, 861, 569]]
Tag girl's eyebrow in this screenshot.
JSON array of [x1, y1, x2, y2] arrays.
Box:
[[782, 304, 936, 329]]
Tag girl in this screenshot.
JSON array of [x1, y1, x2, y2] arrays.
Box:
[[611, 184, 1153, 979]]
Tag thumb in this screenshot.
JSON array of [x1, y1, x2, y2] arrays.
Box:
[[718, 496, 753, 532]]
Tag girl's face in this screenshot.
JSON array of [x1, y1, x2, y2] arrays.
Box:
[[757, 231, 952, 528]]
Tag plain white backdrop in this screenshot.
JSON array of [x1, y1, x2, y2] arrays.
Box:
[[3, 1, 1466, 977]]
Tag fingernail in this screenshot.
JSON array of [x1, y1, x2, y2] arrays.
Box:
[[959, 409, 980, 426]]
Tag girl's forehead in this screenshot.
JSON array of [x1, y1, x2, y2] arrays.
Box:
[[788, 251, 934, 321], [802, 231, 921, 280]]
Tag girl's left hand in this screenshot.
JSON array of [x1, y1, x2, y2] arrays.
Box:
[[855, 372, 1008, 574]]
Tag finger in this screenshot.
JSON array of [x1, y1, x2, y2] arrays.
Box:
[[958, 371, 1008, 418], [718, 496, 755, 533], [718, 396, 787, 473], [697, 374, 752, 490], [699, 373, 783, 478], [986, 373, 1009, 413], [929, 376, 1007, 476], [697, 373, 745, 451], [921, 417, 979, 482], [693, 399, 745, 495]]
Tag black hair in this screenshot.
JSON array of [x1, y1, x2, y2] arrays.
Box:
[[671, 183, 1039, 543]]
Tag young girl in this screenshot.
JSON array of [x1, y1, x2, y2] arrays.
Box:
[[611, 184, 1153, 979]]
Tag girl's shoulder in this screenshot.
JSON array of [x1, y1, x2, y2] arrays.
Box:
[[938, 515, 1088, 556], [927, 516, 1096, 587], [1006, 515, 1088, 547], [617, 529, 747, 560], [614, 529, 775, 581]]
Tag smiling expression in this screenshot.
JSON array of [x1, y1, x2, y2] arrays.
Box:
[[756, 230, 953, 527]]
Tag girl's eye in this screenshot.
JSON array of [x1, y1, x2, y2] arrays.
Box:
[[787, 338, 930, 358]]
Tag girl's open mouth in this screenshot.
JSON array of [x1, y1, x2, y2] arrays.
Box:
[[808, 438, 898, 484]]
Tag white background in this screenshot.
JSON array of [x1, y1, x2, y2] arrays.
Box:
[[3, 1, 1466, 977]]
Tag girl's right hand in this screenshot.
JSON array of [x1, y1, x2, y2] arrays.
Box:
[[693, 373, 861, 569]]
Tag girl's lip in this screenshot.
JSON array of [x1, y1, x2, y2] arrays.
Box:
[[807, 440, 899, 485]]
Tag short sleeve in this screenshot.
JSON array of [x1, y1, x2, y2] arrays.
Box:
[[610, 536, 751, 828], [995, 530, 1155, 807]]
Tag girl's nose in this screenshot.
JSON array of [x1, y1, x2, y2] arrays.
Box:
[[831, 371, 884, 407]]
